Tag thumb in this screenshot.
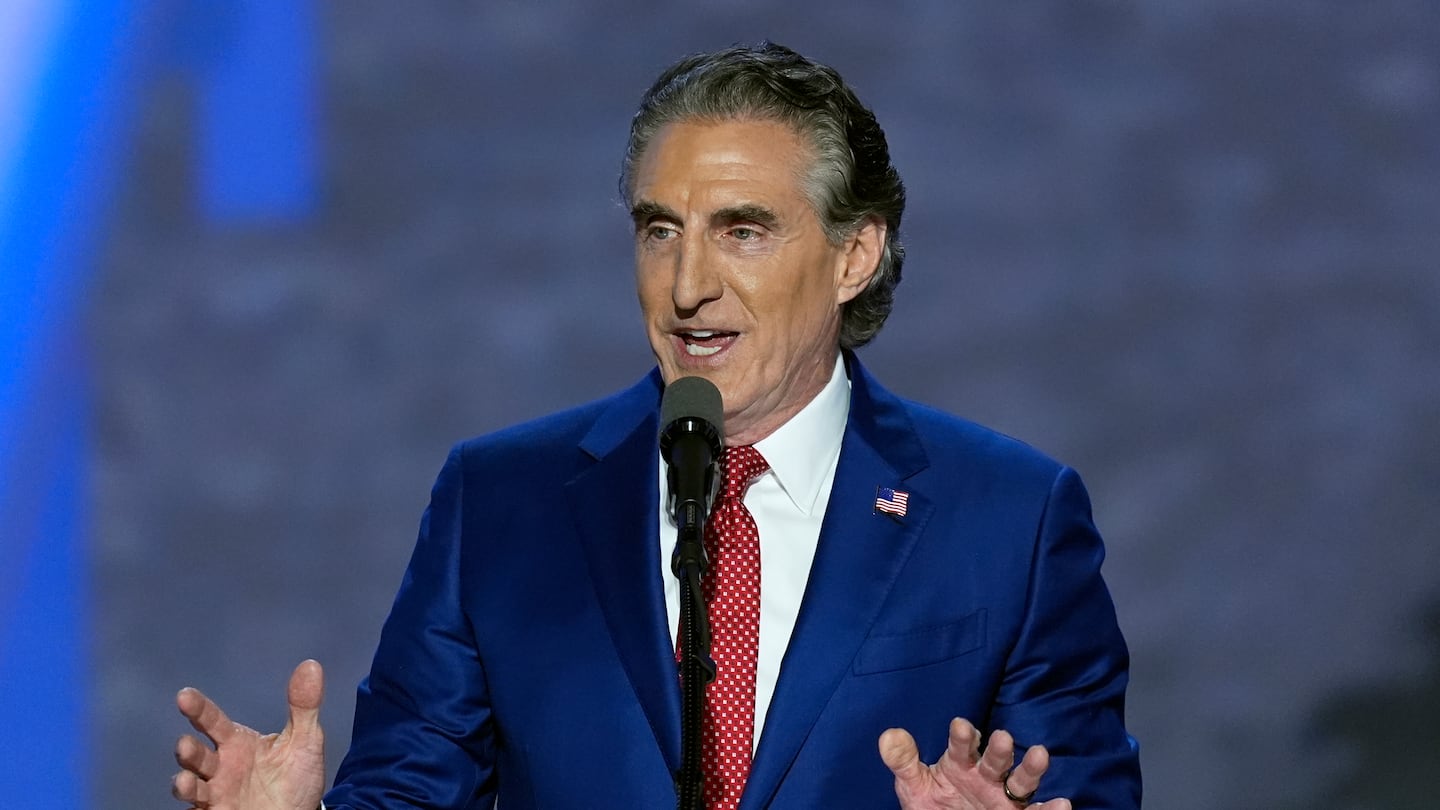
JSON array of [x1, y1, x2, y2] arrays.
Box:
[[878, 727, 926, 787], [285, 659, 325, 734]]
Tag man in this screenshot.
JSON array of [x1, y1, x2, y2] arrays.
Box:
[[173, 43, 1141, 809]]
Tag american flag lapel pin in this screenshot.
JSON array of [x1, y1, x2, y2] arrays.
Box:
[[873, 486, 909, 521]]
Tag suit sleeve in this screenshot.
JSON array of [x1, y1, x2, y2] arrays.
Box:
[[991, 466, 1142, 808], [324, 444, 498, 810]]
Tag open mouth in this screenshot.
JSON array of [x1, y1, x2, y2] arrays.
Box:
[[677, 329, 738, 357]]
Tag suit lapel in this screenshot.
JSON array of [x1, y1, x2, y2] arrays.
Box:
[[565, 372, 683, 775], [742, 355, 933, 809]]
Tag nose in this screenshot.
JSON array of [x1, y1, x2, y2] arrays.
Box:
[[671, 234, 722, 314]]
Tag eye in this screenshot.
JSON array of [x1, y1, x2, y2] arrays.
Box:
[[730, 226, 760, 241], [645, 224, 679, 241]]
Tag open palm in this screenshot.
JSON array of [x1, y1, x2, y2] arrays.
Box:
[[880, 718, 1072, 810], [172, 660, 328, 810]]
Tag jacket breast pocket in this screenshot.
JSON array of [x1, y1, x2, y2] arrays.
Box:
[[852, 609, 987, 675]]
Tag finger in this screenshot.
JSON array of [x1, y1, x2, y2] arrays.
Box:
[[976, 727, 1017, 782], [1033, 800, 1070, 810], [285, 659, 325, 734], [878, 727, 928, 791], [1005, 742, 1051, 801], [174, 734, 219, 779], [176, 686, 238, 747], [170, 768, 209, 805], [938, 716, 982, 770]]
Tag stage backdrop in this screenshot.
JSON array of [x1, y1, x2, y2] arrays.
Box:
[[7, 3, 1434, 809]]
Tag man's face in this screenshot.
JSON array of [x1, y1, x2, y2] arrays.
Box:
[[630, 119, 881, 445]]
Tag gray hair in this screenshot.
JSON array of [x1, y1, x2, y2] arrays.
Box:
[[620, 42, 906, 349]]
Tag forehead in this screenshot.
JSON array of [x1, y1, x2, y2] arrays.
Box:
[[630, 118, 817, 210]]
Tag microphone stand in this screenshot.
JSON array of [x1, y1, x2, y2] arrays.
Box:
[[673, 515, 714, 810], [663, 419, 719, 810]]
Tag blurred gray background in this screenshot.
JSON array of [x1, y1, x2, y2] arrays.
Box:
[[93, 2, 1438, 808]]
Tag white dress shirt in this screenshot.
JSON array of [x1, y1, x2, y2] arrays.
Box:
[[659, 356, 850, 752]]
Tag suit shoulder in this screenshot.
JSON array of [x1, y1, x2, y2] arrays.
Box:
[[455, 399, 603, 459], [900, 397, 1068, 482], [448, 371, 661, 473]]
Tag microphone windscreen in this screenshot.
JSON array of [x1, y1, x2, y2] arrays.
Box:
[[661, 376, 723, 433]]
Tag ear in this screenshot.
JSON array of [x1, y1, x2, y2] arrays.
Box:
[[835, 217, 886, 305]]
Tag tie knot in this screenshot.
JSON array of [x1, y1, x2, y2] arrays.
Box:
[[719, 445, 769, 499]]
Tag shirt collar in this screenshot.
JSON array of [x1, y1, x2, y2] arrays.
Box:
[[752, 355, 851, 515]]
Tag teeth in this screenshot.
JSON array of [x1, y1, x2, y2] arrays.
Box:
[[677, 330, 729, 357]]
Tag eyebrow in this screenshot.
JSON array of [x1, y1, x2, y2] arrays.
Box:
[[630, 200, 676, 228], [629, 200, 783, 232], [712, 204, 779, 231]]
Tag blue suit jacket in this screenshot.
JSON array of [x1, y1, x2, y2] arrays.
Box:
[[325, 355, 1141, 808]]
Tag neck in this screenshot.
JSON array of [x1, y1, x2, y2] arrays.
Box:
[[722, 352, 842, 446]]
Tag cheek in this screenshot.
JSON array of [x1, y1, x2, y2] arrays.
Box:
[[788, 269, 842, 324], [635, 267, 668, 315]]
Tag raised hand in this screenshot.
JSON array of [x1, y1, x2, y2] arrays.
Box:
[[879, 718, 1071, 810], [172, 659, 328, 810]]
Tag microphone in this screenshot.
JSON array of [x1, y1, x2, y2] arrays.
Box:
[[659, 376, 723, 578]]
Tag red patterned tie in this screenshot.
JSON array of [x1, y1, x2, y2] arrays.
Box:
[[701, 445, 769, 810]]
